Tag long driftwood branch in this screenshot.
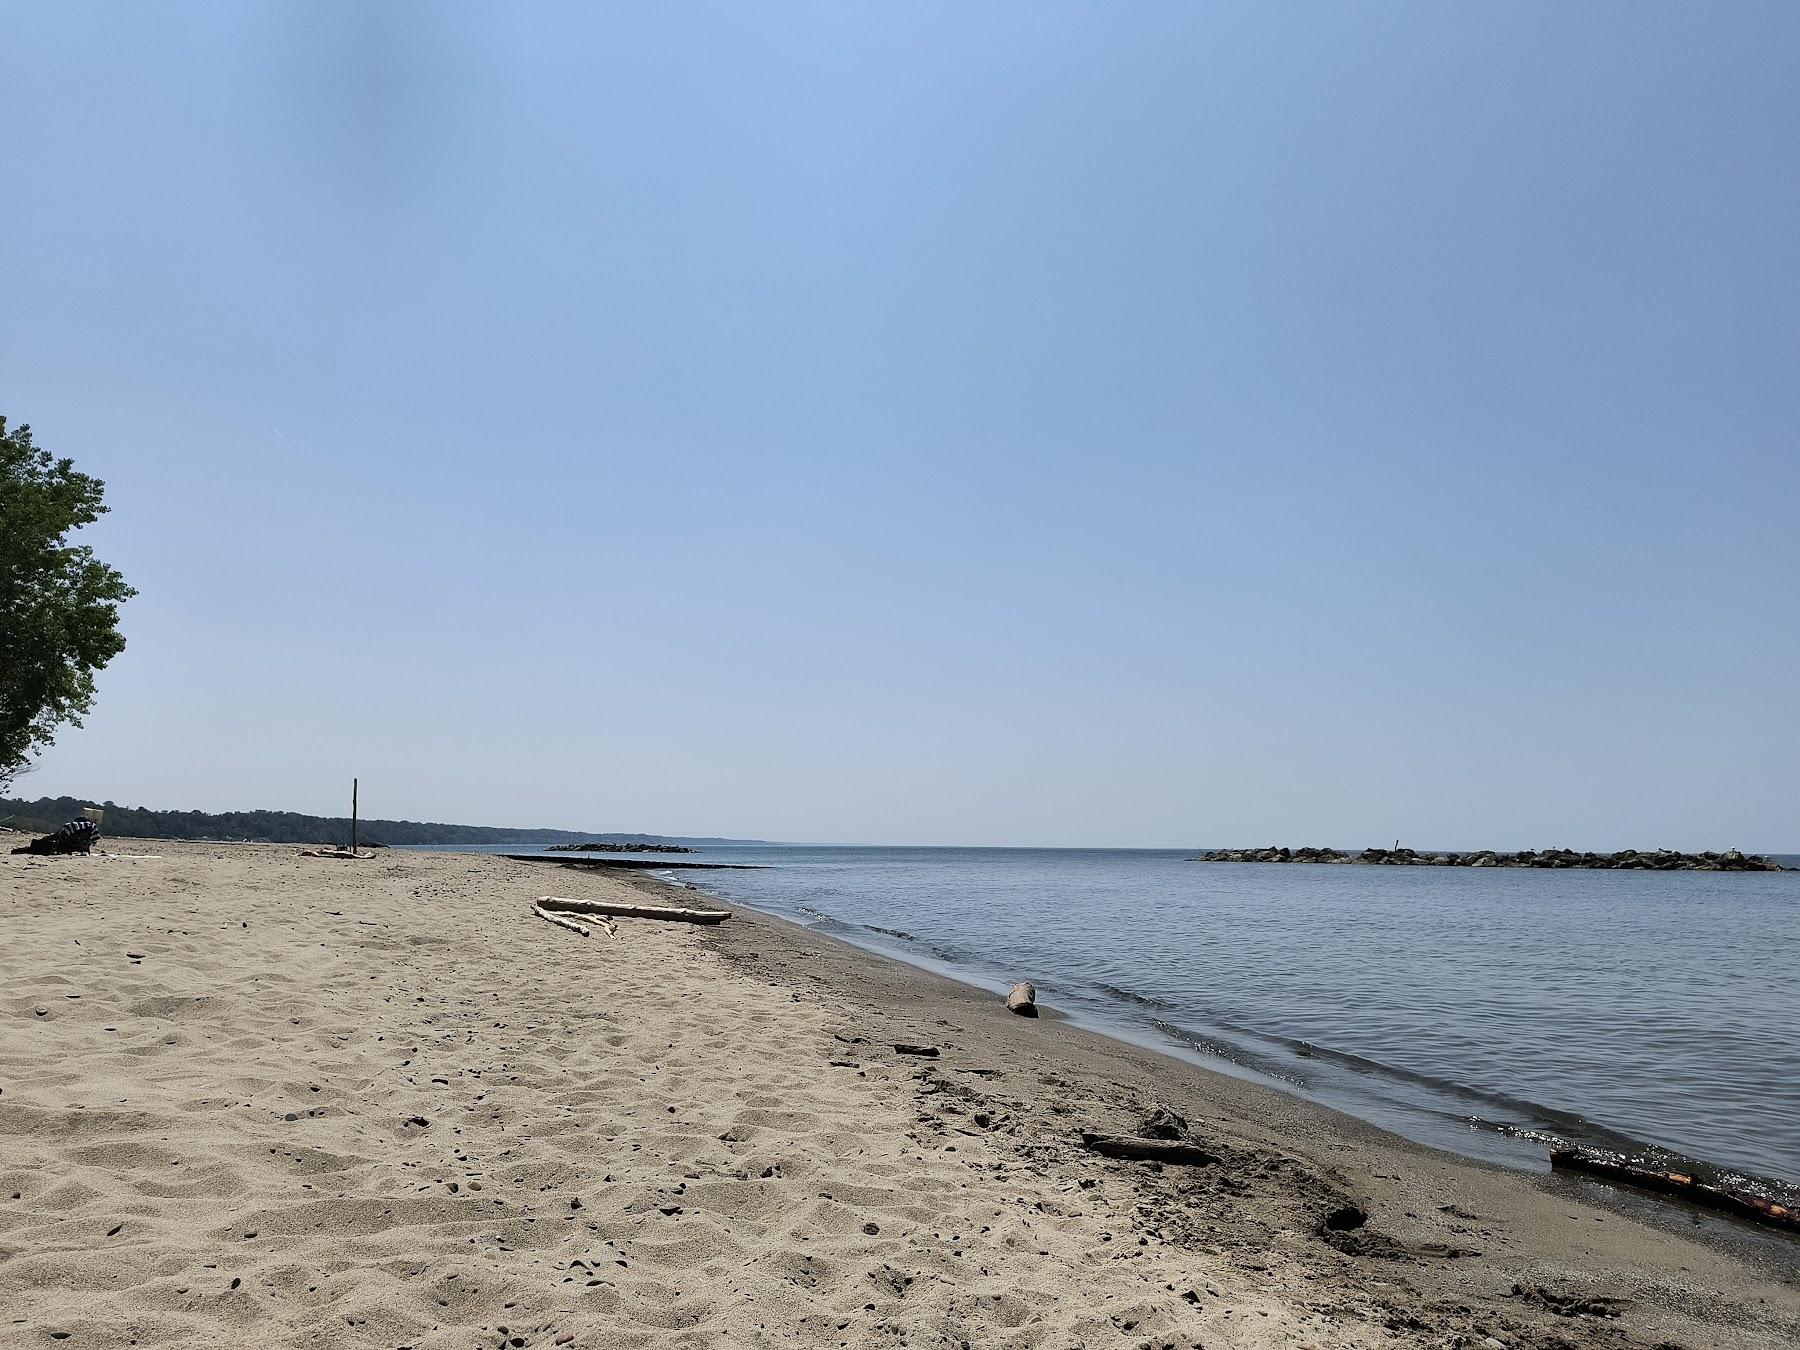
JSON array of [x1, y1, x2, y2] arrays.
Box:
[[532, 903, 592, 938], [538, 895, 730, 925], [1079, 1132, 1218, 1166], [1550, 1148, 1798, 1234]]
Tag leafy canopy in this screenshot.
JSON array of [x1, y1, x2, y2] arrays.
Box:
[[0, 418, 135, 789]]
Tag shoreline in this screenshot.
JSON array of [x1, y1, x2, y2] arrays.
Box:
[[644, 868, 1800, 1257], [627, 869, 1800, 1300], [3, 841, 1795, 1348], [651, 862, 1800, 1214]]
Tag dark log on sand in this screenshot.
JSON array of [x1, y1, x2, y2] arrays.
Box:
[[539, 895, 729, 925], [1550, 1148, 1799, 1234], [1080, 1132, 1218, 1166], [1006, 982, 1039, 1017]]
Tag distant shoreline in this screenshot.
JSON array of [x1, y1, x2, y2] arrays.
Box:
[[0, 793, 768, 849], [1193, 845, 1786, 871]]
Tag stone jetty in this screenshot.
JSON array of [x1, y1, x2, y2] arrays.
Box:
[[1191, 845, 1785, 871], [546, 841, 696, 854]]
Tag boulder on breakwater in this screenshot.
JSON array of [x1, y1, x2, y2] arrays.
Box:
[[1191, 845, 1785, 871]]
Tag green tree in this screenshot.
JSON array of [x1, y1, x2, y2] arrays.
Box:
[[0, 418, 135, 791]]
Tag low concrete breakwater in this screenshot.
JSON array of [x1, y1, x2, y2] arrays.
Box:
[[545, 841, 696, 854], [1192, 845, 1786, 871]]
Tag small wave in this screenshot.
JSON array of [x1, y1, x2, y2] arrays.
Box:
[[1142, 1016, 1309, 1088], [803, 913, 862, 938], [779, 904, 962, 961], [1094, 981, 1176, 1011]]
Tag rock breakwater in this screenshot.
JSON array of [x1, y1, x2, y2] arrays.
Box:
[[546, 841, 696, 854], [1192, 845, 1785, 871]]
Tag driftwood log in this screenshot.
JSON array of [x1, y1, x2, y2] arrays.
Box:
[[1550, 1148, 1798, 1234], [1006, 982, 1038, 1016], [539, 895, 729, 925], [532, 902, 620, 937], [1079, 1132, 1218, 1166], [532, 903, 592, 938], [533, 903, 620, 939]]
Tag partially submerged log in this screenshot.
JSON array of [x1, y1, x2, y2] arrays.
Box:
[[1080, 1132, 1218, 1166], [539, 895, 729, 925], [1006, 982, 1038, 1017], [1550, 1148, 1799, 1234]]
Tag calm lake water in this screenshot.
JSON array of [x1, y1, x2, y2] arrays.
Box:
[[429, 843, 1800, 1202]]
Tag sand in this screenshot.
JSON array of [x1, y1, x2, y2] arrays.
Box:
[[1, 841, 1795, 1349]]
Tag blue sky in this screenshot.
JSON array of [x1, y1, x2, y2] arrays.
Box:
[[4, 3, 1796, 847]]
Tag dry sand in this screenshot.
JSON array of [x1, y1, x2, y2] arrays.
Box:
[[1, 841, 1795, 1349]]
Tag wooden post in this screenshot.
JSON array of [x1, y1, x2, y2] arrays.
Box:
[[351, 778, 359, 855]]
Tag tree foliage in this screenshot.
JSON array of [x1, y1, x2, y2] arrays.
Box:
[[0, 418, 135, 790]]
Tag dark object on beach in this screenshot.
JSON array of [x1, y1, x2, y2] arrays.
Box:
[[1321, 1204, 1368, 1232], [1006, 982, 1038, 1016], [547, 841, 697, 854], [1192, 845, 1785, 871], [11, 818, 100, 855], [894, 1043, 939, 1057], [1510, 1283, 1623, 1319], [537, 895, 729, 925], [1079, 1132, 1218, 1166], [1549, 1148, 1799, 1234], [1139, 1106, 1191, 1140]]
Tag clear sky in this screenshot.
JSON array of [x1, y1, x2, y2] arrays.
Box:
[[4, 4, 1796, 848]]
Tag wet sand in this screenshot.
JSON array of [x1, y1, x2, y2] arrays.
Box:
[[1, 841, 1795, 1348]]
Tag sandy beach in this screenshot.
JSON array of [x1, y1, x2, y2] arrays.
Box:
[[2, 841, 1795, 1349]]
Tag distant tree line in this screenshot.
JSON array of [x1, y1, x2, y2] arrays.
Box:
[[0, 796, 724, 848]]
